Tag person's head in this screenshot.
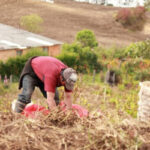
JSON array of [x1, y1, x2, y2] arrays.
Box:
[[60, 68, 77, 91]]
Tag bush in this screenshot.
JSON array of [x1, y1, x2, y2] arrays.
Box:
[[116, 6, 146, 30], [122, 59, 140, 74], [121, 58, 150, 81], [5, 57, 26, 77], [61, 43, 82, 54], [20, 14, 43, 32], [124, 40, 150, 59], [24, 48, 48, 59], [57, 29, 101, 73], [57, 43, 101, 73], [75, 29, 98, 48], [57, 52, 79, 68], [79, 47, 100, 72], [134, 70, 150, 81], [95, 46, 126, 60], [116, 8, 132, 25], [0, 61, 5, 77]]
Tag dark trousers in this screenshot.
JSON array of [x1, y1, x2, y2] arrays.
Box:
[[16, 75, 59, 112]]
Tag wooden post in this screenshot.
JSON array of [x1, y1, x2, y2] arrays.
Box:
[[93, 69, 96, 83], [10, 75, 13, 84]]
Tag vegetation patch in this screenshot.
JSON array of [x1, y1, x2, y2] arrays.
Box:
[[115, 6, 147, 31]]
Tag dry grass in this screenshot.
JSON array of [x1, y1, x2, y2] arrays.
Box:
[[0, 81, 150, 150], [0, 109, 150, 150]]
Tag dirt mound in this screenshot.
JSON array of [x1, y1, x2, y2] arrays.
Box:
[[0, 0, 149, 47]]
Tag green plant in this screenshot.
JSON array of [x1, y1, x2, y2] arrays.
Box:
[[56, 51, 79, 68], [134, 70, 150, 81], [20, 14, 43, 32], [122, 60, 139, 74], [95, 46, 126, 60], [123, 93, 138, 118], [75, 29, 98, 48], [24, 48, 48, 59], [124, 40, 150, 59], [58, 42, 101, 73]]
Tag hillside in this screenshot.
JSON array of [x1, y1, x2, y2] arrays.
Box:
[[0, 0, 150, 48]]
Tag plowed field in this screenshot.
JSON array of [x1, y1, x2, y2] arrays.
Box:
[[0, 0, 150, 47]]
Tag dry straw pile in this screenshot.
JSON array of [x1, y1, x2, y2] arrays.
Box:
[[0, 108, 150, 150]]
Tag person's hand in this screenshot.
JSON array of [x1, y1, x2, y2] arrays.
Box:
[[64, 92, 72, 109], [47, 99, 56, 110], [48, 100, 56, 109], [46, 92, 56, 110], [66, 105, 72, 110]]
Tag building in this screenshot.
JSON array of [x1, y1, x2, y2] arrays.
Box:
[[74, 0, 147, 7], [105, 0, 146, 7], [0, 23, 63, 61], [41, 0, 54, 3]]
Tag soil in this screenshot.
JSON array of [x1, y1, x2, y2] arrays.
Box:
[[0, 0, 150, 48]]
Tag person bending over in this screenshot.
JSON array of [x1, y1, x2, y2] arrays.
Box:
[[14, 56, 77, 113]]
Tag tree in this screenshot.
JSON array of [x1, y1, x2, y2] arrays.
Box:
[[57, 43, 100, 72], [75, 29, 98, 48]]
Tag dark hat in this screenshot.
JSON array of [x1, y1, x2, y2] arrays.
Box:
[[63, 68, 77, 90]]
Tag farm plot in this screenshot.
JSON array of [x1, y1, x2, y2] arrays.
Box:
[[0, 79, 150, 150]]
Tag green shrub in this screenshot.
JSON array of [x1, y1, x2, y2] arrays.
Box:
[[57, 52, 79, 68], [124, 40, 150, 59], [95, 46, 126, 60], [61, 43, 82, 53], [75, 29, 98, 48], [79, 47, 100, 72], [24, 48, 48, 59], [57, 29, 101, 73], [112, 47, 126, 59], [119, 57, 150, 81], [58, 43, 101, 73], [5, 57, 26, 77], [0, 61, 5, 77], [134, 70, 150, 81], [20, 14, 43, 32], [122, 59, 140, 74]]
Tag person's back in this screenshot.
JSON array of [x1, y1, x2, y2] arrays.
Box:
[[31, 56, 67, 92]]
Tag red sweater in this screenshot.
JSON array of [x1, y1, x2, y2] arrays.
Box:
[[31, 56, 67, 93]]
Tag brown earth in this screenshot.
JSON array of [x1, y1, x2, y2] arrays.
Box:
[[0, 0, 150, 48]]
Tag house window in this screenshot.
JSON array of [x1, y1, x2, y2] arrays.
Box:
[[16, 50, 23, 56], [43, 47, 48, 54]]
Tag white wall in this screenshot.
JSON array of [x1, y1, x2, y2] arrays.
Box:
[[75, 0, 104, 4], [106, 0, 146, 7], [42, 0, 54, 3], [74, 0, 147, 7]]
